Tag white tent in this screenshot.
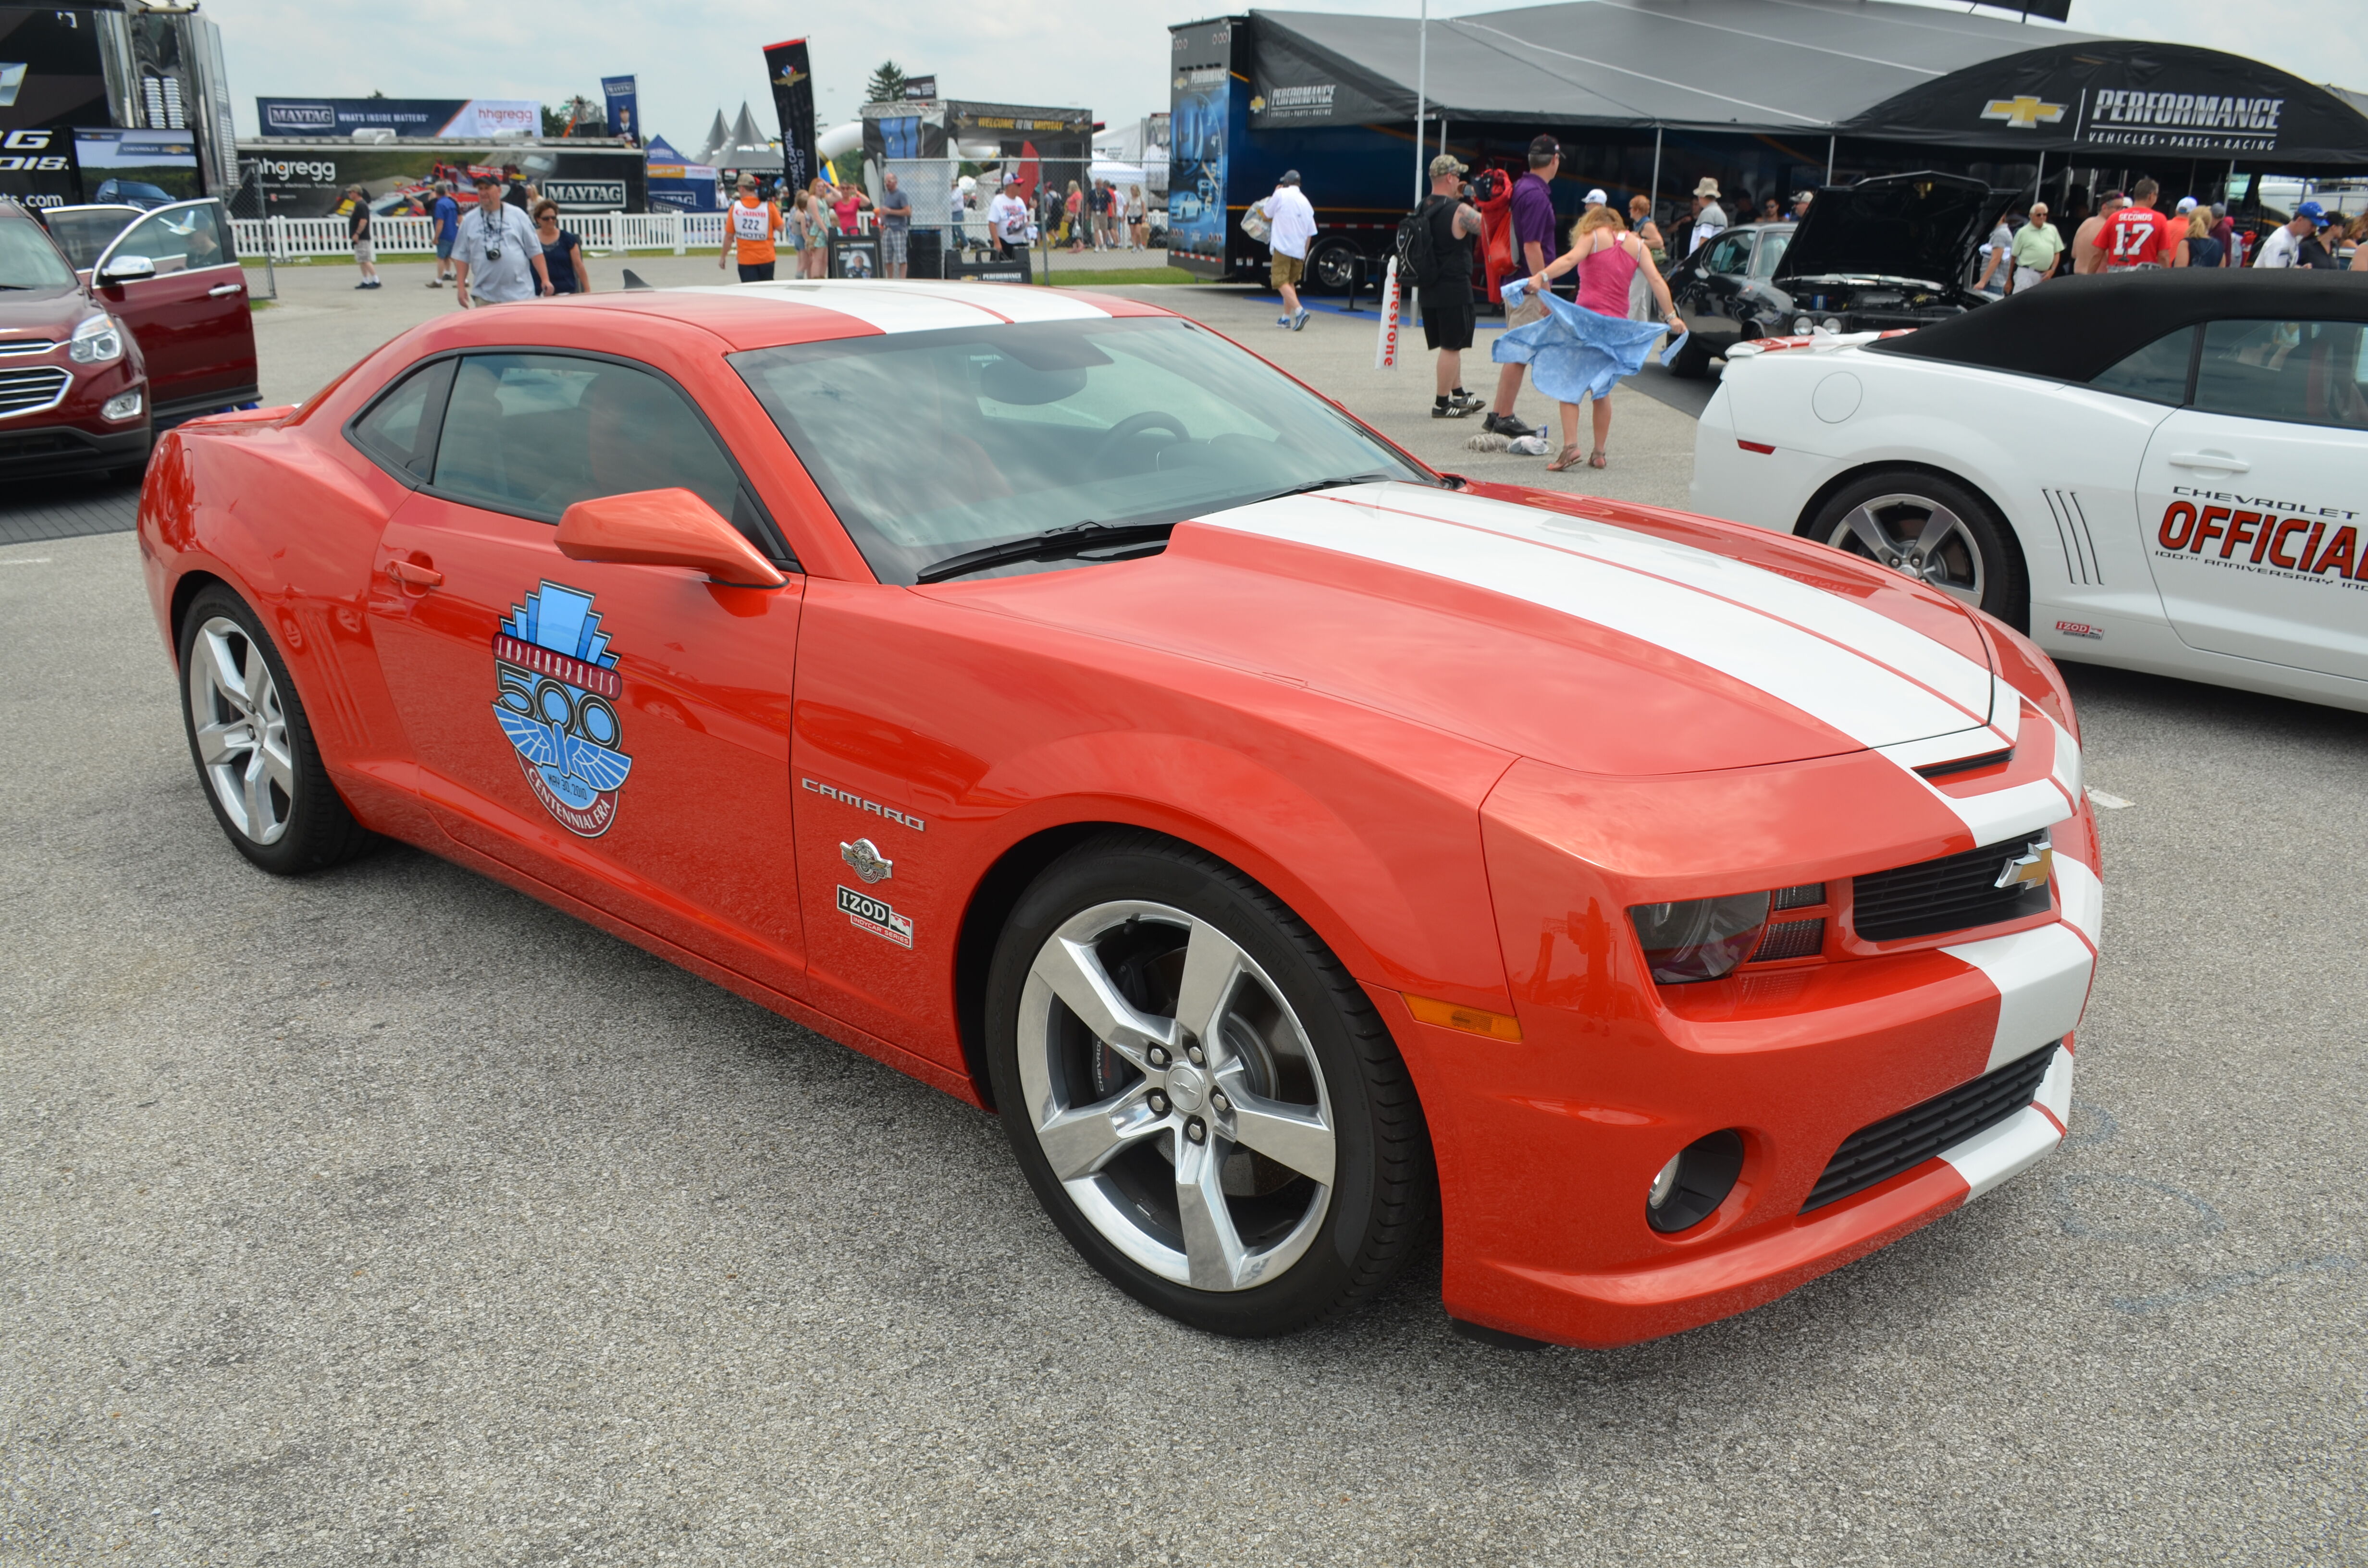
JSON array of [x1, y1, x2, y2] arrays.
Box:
[[1090, 159, 1149, 187]]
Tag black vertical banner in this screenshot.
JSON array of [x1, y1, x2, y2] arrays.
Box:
[[764, 38, 817, 193]]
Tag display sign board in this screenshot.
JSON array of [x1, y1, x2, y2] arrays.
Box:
[[1168, 18, 1244, 273], [0, 6, 109, 207], [1246, 20, 1406, 129], [601, 76, 638, 145], [763, 38, 817, 194], [256, 97, 541, 139], [74, 126, 199, 203], [903, 76, 937, 103], [237, 140, 647, 217], [1850, 41, 2368, 166]]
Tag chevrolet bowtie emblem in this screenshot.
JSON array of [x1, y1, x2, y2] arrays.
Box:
[[1995, 836, 2055, 892], [1982, 96, 2067, 130]]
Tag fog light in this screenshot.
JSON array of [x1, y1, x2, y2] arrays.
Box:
[[1645, 1129, 1745, 1234], [102, 389, 144, 423]]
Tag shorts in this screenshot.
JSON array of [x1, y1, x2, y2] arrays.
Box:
[[1505, 294, 1548, 328], [738, 261, 777, 283], [435, 237, 455, 260], [881, 225, 908, 264], [1270, 251, 1305, 288], [352, 236, 374, 264], [1418, 289, 1475, 351]]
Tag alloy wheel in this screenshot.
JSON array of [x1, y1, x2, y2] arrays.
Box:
[[1826, 492, 1986, 607], [187, 614, 296, 845], [1015, 899, 1337, 1292]]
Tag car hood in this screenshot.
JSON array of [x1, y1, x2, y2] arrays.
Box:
[[0, 284, 96, 339], [946, 482, 2005, 779], [1777, 172, 1993, 288]]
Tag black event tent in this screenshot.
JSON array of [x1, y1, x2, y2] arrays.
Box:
[[1249, 0, 2368, 181]]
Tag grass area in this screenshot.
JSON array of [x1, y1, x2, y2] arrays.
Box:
[[248, 299, 274, 311], [1052, 267, 1197, 287]]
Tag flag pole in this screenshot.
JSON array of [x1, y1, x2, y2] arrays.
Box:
[[1413, 0, 1428, 205]]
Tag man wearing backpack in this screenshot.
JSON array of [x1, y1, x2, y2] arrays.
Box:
[[1405, 154, 1485, 417]]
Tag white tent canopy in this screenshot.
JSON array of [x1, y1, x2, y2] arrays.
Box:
[[1090, 159, 1148, 187]]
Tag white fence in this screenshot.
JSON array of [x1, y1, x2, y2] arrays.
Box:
[[233, 210, 728, 260]]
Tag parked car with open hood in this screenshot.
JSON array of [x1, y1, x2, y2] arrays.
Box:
[[1666, 172, 1998, 378]]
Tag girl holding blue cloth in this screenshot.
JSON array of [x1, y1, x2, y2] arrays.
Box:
[[1495, 206, 1686, 471]]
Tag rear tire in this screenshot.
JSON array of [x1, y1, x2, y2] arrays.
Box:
[[1803, 470, 2027, 630], [178, 585, 377, 875], [985, 831, 1435, 1337]]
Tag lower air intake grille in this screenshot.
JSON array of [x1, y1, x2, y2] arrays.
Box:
[[1801, 1042, 2059, 1213], [1852, 838, 2051, 941]]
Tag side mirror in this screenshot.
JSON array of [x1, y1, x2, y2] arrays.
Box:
[[555, 488, 787, 589], [98, 254, 156, 285]]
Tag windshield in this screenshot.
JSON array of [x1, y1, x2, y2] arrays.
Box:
[[40, 207, 139, 270], [731, 316, 1428, 584], [0, 211, 78, 291]]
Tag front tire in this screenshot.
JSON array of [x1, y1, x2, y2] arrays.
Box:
[[985, 832, 1434, 1337], [178, 585, 377, 874], [1803, 470, 2026, 629]]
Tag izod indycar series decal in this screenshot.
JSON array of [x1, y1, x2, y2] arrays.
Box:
[[491, 583, 634, 837], [837, 884, 913, 947], [2157, 489, 2364, 590]]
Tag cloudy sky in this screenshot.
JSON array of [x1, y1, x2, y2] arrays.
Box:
[[208, 0, 2362, 148]]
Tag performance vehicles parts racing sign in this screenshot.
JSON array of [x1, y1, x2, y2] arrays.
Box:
[[2157, 490, 2364, 589]]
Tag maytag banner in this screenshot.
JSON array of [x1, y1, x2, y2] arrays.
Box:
[[255, 97, 541, 139], [1849, 41, 2368, 166], [763, 37, 817, 192], [601, 76, 639, 145], [233, 139, 646, 217]]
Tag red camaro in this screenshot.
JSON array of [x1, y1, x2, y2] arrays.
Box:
[[137, 282, 2102, 1348]]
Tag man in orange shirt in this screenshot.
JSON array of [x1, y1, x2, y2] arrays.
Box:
[[717, 174, 783, 282], [2100, 178, 2179, 270]]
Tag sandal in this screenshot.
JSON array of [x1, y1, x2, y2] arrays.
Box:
[[1546, 443, 1584, 472], [1588, 448, 1608, 469]]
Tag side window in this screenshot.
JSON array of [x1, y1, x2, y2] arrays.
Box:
[[349, 359, 457, 481], [1703, 232, 1752, 276], [2088, 327, 2194, 405], [1749, 230, 1790, 278], [430, 353, 786, 555], [2194, 319, 2368, 431], [106, 201, 231, 276]]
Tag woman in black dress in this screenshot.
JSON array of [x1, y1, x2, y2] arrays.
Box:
[[531, 200, 590, 294]]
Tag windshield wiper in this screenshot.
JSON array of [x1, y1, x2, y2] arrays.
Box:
[[1242, 472, 1403, 506], [915, 521, 1179, 585]]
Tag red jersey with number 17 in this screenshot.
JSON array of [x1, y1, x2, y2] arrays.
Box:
[[2102, 205, 2178, 269]]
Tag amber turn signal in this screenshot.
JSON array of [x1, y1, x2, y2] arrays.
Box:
[[1404, 994, 1523, 1042]]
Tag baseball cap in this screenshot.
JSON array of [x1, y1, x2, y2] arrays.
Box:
[[1428, 153, 1467, 179], [1278, 169, 1301, 185], [1584, 187, 1607, 204], [2175, 196, 2198, 212], [2296, 199, 2330, 224], [1527, 135, 1560, 159]]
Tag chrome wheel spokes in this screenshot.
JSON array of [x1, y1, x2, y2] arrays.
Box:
[[1828, 493, 1986, 608], [189, 616, 295, 845], [1018, 899, 1335, 1292]]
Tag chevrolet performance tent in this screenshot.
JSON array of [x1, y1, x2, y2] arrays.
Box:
[[1239, 0, 2368, 224]]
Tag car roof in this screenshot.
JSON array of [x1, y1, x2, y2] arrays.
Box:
[[1870, 270, 2368, 383], [546, 280, 1176, 352]]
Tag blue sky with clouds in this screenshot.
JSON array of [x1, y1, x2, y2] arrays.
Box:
[[209, 0, 2361, 150]]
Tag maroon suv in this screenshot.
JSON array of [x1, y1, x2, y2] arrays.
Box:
[[1, 196, 258, 482]]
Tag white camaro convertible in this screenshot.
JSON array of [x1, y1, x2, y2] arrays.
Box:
[[1691, 271, 2368, 712]]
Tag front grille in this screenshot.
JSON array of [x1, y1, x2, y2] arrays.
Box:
[[0, 339, 59, 357], [1852, 838, 2051, 941], [0, 366, 73, 418], [1802, 1042, 2058, 1212]]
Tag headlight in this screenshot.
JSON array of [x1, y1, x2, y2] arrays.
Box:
[[1791, 315, 1813, 335], [70, 314, 125, 365], [1629, 892, 1771, 983], [1819, 316, 1843, 334]]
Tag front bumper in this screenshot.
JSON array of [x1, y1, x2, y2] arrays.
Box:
[[1406, 736, 2099, 1350], [0, 355, 150, 479]]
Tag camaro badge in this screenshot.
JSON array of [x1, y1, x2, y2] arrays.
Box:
[[838, 885, 913, 947], [1995, 836, 2054, 893], [492, 582, 633, 838], [841, 838, 893, 883]]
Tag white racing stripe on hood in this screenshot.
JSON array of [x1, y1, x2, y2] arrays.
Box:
[[1362, 485, 1997, 724], [1192, 485, 1992, 752], [674, 282, 1111, 334]]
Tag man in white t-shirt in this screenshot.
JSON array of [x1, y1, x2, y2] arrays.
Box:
[[453, 178, 550, 306], [2256, 204, 2324, 269], [987, 175, 1031, 259], [1266, 171, 1317, 331]]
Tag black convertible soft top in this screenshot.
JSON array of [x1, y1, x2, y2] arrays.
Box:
[[1867, 270, 2368, 384]]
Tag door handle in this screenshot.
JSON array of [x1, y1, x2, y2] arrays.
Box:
[[390, 560, 443, 588], [207, 282, 245, 298], [2168, 452, 2249, 472]]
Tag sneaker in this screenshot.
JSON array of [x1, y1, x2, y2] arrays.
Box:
[[355, 280, 373, 289], [1431, 399, 1477, 419], [425, 279, 443, 288], [1482, 411, 1540, 438], [1277, 315, 1292, 329], [1446, 391, 1485, 416], [1289, 309, 1309, 331]]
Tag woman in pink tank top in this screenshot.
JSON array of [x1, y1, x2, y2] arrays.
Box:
[[1523, 205, 1681, 469]]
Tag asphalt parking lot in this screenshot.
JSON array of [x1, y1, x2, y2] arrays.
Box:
[[2, 261, 2363, 1566]]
